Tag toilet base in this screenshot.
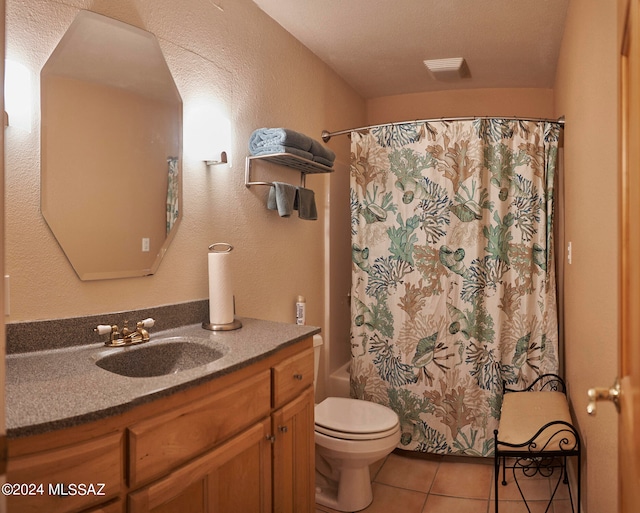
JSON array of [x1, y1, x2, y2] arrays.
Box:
[[315, 466, 373, 512], [313, 397, 401, 512]]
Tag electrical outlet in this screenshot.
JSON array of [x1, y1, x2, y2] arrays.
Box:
[[142, 238, 150, 252], [567, 241, 572, 264]]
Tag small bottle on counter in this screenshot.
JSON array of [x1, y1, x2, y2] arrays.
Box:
[[296, 295, 306, 325]]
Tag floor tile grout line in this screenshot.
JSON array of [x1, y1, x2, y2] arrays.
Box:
[[317, 453, 575, 513]]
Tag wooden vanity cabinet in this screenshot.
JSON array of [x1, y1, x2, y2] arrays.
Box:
[[272, 388, 315, 513], [128, 419, 272, 513], [6, 431, 124, 513], [6, 337, 315, 513], [84, 499, 125, 513], [271, 347, 315, 513], [127, 370, 272, 488]]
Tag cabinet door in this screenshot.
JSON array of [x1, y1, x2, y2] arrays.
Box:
[[272, 387, 315, 513], [128, 370, 271, 487], [128, 419, 271, 513]]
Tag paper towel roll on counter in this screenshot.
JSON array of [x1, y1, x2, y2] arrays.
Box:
[[208, 243, 235, 325]]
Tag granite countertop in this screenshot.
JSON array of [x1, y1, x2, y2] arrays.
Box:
[[6, 317, 320, 438]]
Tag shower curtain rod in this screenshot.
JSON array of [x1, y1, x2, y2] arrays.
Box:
[[321, 115, 565, 142]]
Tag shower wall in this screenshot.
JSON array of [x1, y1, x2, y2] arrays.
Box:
[[366, 87, 555, 125]]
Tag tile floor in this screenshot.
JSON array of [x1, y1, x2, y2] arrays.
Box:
[[316, 450, 576, 513]]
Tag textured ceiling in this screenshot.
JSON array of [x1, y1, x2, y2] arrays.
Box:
[[252, 0, 570, 99]]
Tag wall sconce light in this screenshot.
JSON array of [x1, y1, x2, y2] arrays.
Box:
[[206, 151, 228, 167], [204, 114, 231, 167], [4, 59, 32, 131], [184, 100, 231, 168]]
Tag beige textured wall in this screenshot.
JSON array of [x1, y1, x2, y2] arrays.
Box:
[[554, 0, 619, 512], [366, 87, 555, 125], [4, 0, 365, 352]]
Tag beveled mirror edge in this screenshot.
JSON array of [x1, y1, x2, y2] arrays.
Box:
[[40, 10, 184, 281]]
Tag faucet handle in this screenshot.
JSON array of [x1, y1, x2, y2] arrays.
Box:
[[139, 318, 155, 328], [95, 324, 114, 335]]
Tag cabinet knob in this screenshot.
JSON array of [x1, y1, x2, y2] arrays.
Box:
[[266, 435, 276, 443], [293, 373, 303, 380], [279, 425, 288, 433]]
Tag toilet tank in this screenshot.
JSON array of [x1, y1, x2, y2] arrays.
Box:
[[313, 334, 323, 390]]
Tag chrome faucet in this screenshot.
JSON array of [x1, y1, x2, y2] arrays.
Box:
[[95, 318, 155, 347]]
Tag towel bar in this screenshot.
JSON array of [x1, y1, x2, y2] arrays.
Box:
[[245, 153, 333, 188]]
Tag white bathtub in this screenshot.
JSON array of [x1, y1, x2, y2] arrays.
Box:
[[328, 360, 350, 398]]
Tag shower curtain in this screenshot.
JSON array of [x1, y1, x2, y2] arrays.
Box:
[[349, 119, 561, 456], [166, 156, 179, 234]]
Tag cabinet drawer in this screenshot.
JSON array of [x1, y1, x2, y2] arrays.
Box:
[[7, 432, 122, 513], [272, 347, 314, 408], [128, 369, 271, 487]]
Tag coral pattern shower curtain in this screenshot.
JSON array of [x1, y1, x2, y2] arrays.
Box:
[[166, 156, 179, 234], [350, 119, 561, 455]]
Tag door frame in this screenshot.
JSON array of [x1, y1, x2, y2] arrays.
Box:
[[619, 0, 640, 510]]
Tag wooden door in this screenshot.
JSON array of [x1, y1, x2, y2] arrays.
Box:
[[272, 387, 315, 513], [620, 0, 640, 510]]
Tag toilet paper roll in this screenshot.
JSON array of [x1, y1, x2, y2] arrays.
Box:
[[208, 244, 235, 325]]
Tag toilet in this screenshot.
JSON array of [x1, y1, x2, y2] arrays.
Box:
[[313, 335, 400, 512]]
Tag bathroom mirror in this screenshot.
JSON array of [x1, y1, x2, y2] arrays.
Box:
[[41, 10, 183, 280]]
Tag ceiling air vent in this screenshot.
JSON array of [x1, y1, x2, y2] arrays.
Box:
[[423, 57, 471, 81]]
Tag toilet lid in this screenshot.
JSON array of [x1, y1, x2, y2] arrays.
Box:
[[315, 423, 400, 441], [315, 397, 399, 435]]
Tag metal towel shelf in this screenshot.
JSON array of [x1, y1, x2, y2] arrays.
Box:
[[244, 153, 333, 188]]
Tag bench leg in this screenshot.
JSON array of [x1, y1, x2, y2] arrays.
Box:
[[563, 454, 581, 513], [502, 456, 507, 485], [577, 451, 581, 513], [494, 453, 500, 513]]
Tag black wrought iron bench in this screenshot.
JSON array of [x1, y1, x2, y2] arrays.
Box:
[[493, 374, 581, 513]]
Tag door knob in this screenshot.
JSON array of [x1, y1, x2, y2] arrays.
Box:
[[587, 377, 620, 415]]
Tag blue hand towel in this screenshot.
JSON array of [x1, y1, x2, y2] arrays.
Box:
[[249, 128, 313, 154], [312, 155, 335, 168], [267, 182, 297, 217], [251, 145, 313, 161], [309, 139, 336, 166], [294, 187, 318, 221]]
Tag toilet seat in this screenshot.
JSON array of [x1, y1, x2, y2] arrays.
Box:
[[315, 397, 399, 440], [315, 423, 400, 440]]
